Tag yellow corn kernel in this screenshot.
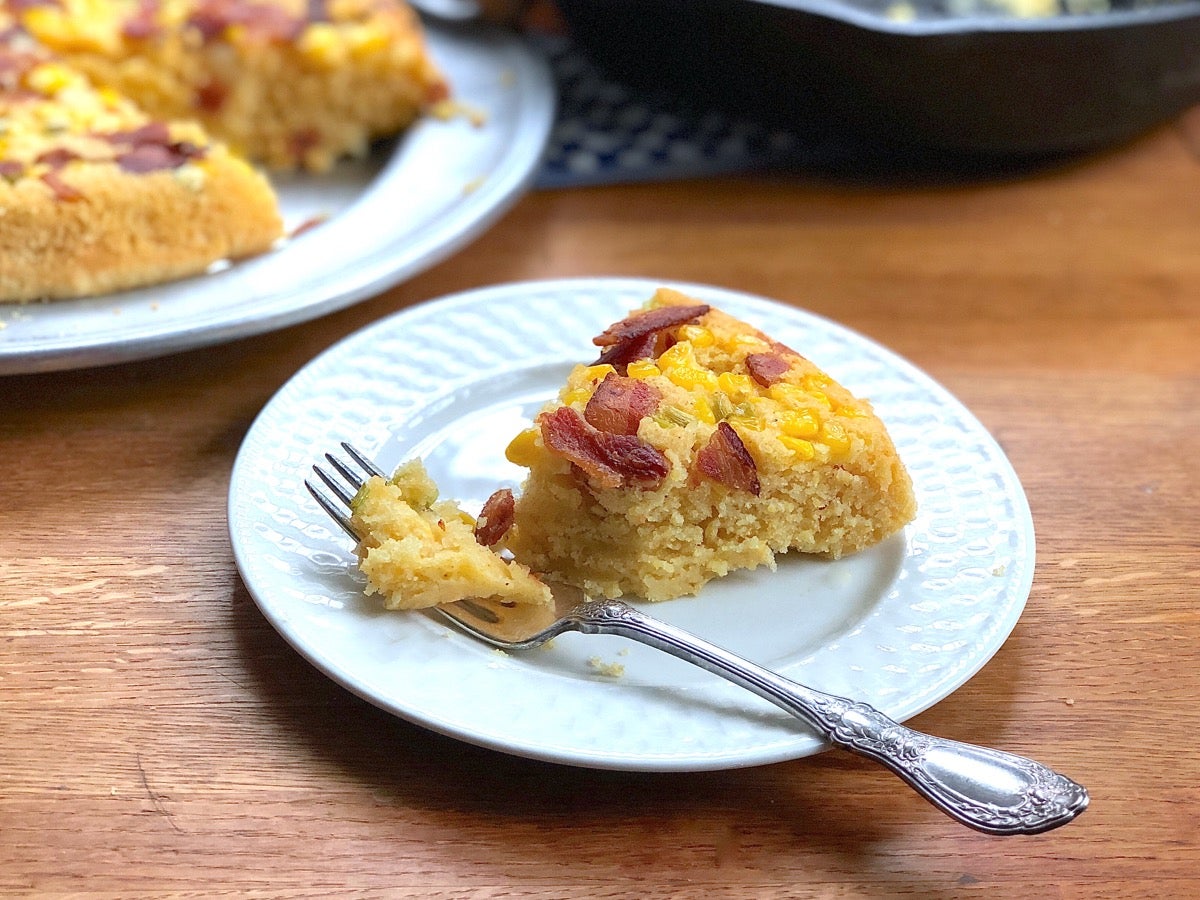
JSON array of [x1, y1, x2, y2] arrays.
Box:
[[726, 333, 769, 354], [505, 428, 540, 466], [348, 24, 389, 59], [666, 366, 718, 392], [26, 63, 75, 96], [820, 421, 851, 456], [802, 372, 832, 391], [716, 371, 756, 400], [778, 409, 820, 439], [767, 382, 807, 409], [299, 24, 345, 68], [677, 324, 715, 347], [625, 359, 661, 379], [779, 436, 816, 460], [561, 388, 592, 407], [839, 404, 867, 418], [581, 363, 616, 383], [657, 341, 696, 371], [692, 396, 716, 425], [808, 390, 833, 409]]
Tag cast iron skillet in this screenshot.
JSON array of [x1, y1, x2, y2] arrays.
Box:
[[552, 0, 1200, 158]]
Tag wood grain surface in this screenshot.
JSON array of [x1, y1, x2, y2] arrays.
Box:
[[3, 120, 1199, 897]]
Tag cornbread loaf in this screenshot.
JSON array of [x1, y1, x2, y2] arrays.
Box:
[[350, 460, 553, 610], [501, 289, 918, 602], [1, 0, 446, 301]]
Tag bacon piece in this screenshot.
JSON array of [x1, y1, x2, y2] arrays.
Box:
[[40, 171, 81, 201], [101, 122, 171, 146], [0, 160, 24, 180], [696, 422, 760, 496], [745, 351, 791, 387], [592, 304, 711, 348], [591, 304, 710, 372], [35, 147, 78, 169], [187, 0, 305, 43], [122, 0, 163, 39], [594, 330, 656, 371], [584, 374, 661, 436], [116, 141, 204, 173], [305, 0, 329, 21], [474, 488, 515, 547], [540, 407, 670, 491], [194, 78, 228, 112]]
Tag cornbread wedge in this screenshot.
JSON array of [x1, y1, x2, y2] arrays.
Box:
[[1, 0, 446, 301], [350, 460, 553, 610], [0, 37, 281, 302], [502, 289, 918, 601]]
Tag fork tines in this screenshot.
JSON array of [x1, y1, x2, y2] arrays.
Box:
[[304, 442, 386, 541]]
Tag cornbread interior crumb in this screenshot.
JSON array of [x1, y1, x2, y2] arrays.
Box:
[[350, 460, 552, 611]]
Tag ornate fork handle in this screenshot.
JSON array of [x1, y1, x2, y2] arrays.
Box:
[[566, 598, 1088, 835]]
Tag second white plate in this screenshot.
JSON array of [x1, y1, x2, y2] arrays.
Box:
[[228, 278, 1035, 771], [0, 21, 555, 374]]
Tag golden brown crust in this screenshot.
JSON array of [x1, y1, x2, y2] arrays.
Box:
[[0, 150, 281, 302]]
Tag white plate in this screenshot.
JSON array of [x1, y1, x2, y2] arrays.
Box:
[[0, 22, 554, 375], [228, 278, 1035, 772]]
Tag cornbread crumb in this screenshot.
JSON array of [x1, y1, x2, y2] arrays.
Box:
[[350, 459, 552, 610], [505, 289, 918, 602], [587, 656, 625, 678]]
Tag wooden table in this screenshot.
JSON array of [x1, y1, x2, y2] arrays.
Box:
[[3, 120, 1198, 896]]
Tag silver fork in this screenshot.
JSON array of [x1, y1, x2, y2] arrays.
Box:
[[307, 443, 1089, 836]]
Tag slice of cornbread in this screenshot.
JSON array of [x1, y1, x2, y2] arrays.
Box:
[[350, 459, 553, 610], [0, 35, 282, 302], [502, 289, 918, 602], [13, 0, 448, 172]]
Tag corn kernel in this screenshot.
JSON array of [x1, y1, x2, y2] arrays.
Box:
[[820, 421, 851, 456], [802, 372, 832, 391], [725, 415, 762, 432], [561, 388, 592, 407], [348, 24, 389, 59], [767, 383, 807, 409], [625, 359, 661, 379], [779, 436, 816, 459], [581, 363, 615, 383], [677, 324, 714, 347], [716, 371, 755, 400], [666, 366, 718, 392], [778, 409, 819, 439], [839, 404, 867, 418], [726, 334, 769, 354], [299, 24, 345, 68], [657, 341, 696, 370], [26, 63, 75, 96], [809, 390, 833, 409], [692, 396, 716, 425], [505, 428, 539, 466]]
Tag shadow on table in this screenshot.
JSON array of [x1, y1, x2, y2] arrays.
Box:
[[229, 577, 1027, 888]]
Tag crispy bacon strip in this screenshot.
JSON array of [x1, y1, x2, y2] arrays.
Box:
[[101, 122, 171, 146], [121, 0, 163, 39], [541, 407, 669, 491], [0, 160, 23, 180], [696, 422, 760, 496], [115, 141, 204, 173], [194, 78, 229, 113], [745, 351, 791, 387], [187, 0, 306, 43], [34, 147, 78, 169], [591, 304, 710, 371], [592, 304, 711, 347], [584, 374, 661, 436], [40, 171, 81, 201], [474, 488, 515, 547]]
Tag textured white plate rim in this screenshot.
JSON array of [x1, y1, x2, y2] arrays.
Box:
[[229, 276, 1035, 772], [0, 22, 555, 375]]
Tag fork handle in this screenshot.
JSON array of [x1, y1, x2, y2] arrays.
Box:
[[570, 598, 1088, 835]]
